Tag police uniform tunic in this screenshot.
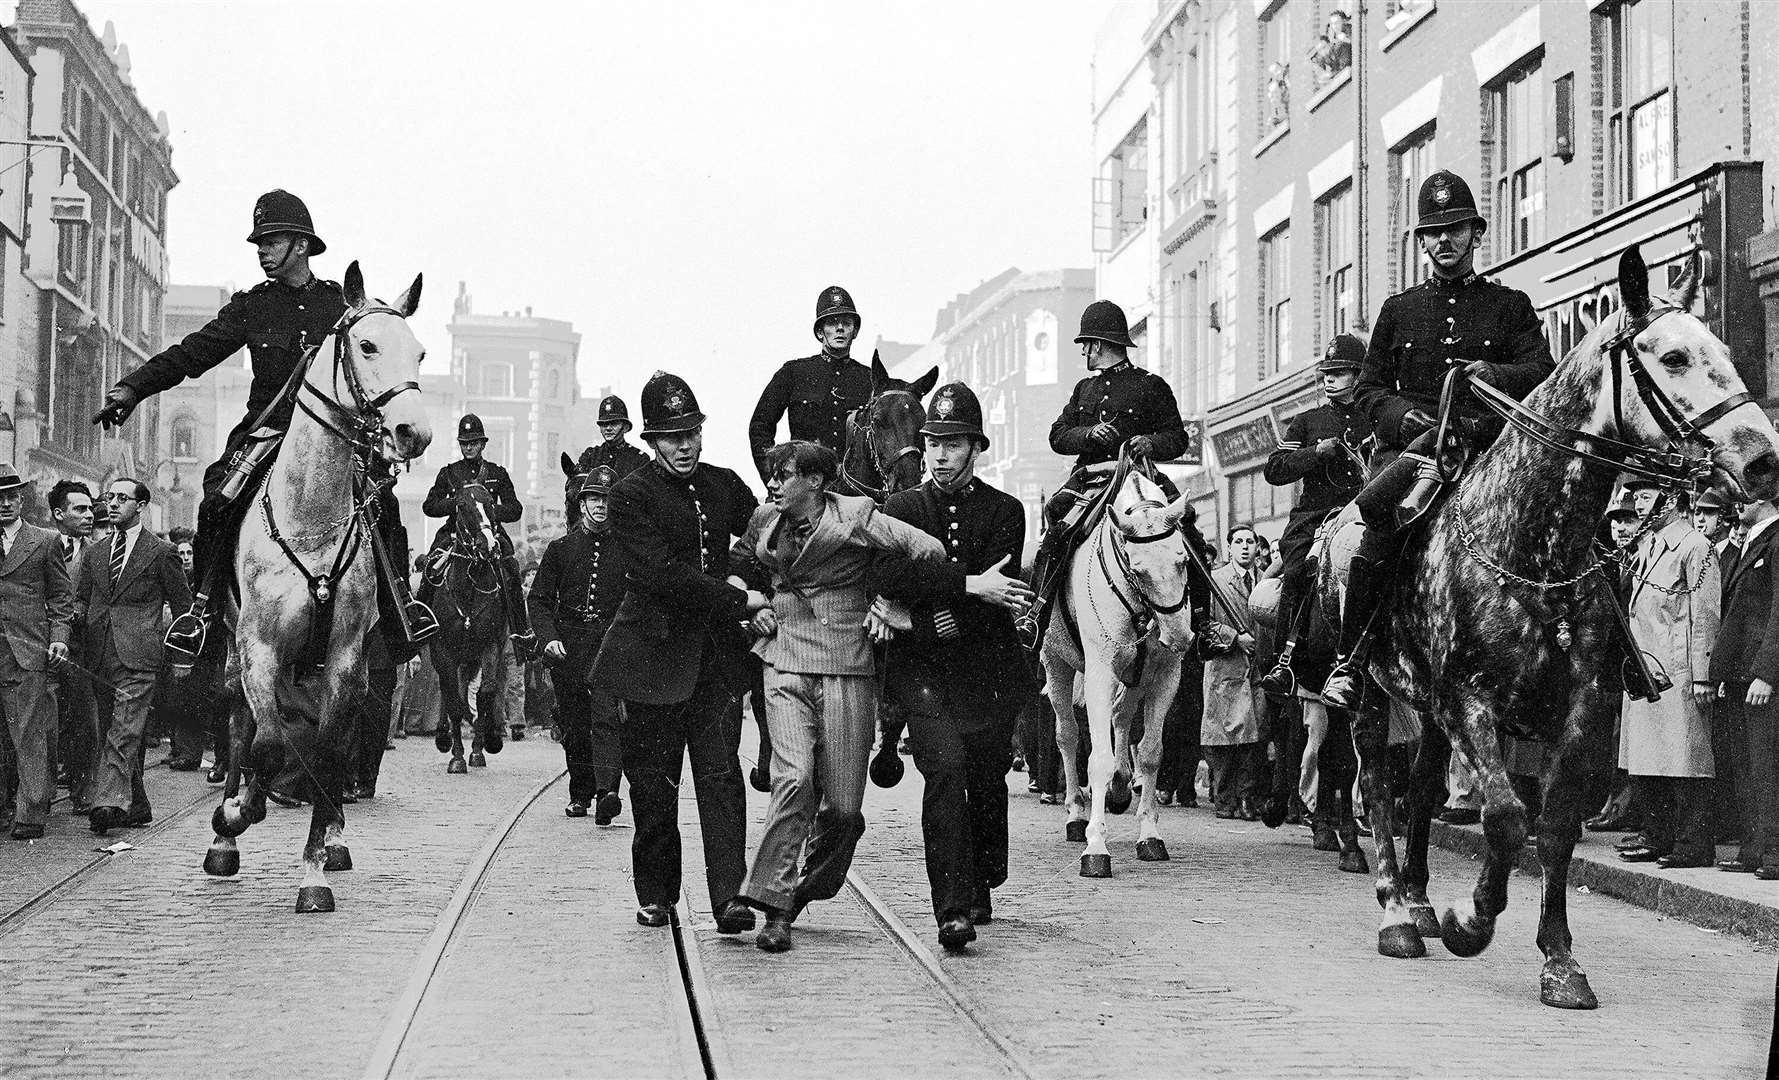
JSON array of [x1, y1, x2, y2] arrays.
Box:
[[530, 523, 626, 802], [1264, 402, 1371, 571], [1354, 271, 1555, 451], [1049, 361, 1190, 469], [423, 458, 524, 545], [576, 440, 650, 483], [748, 354, 874, 479]]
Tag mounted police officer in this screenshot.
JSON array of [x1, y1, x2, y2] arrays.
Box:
[[1021, 299, 1192, 647], [575, 394, 649, 482], [1259, 333, 1373, 696], [867, 382, 1035, 951], [420, 413, 536, 657], [747, 285, 874, 484], [91, 190, 436, 667], [1320, 170, 1556, 708], [529, 465, 627, 823]]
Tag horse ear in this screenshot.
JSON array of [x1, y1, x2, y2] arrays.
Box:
[[910, 366, 939, 400], [1163, 495, 1192, 524], [1677, 250, 1702, 310], [393, 273, 423, 318], [561, 452, 576, 478], [343, 261, 366, 308], [871, 350, 889, 390], [1619, 245, 1651, 320]]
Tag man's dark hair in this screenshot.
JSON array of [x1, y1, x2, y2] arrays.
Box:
[[1227, 524, 1257, 543], [764, 440, 839, 489], [48, 480, 92, 513], [169, 526, 196, 545], [112, 478, 150, 504]]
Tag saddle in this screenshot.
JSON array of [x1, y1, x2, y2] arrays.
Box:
[[1048, 461, 1126, 563]]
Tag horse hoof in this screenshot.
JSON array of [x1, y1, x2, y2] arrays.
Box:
[[1135, 838, 1170, 862], [1065, 819, 1088, 843], [202, 849, 240, 877], [1377, 923, 1426, 959], [1260, 795, 1289, 829], [1080, 853, 1113, 878], [1409, 906, 1442, 939], [869, 747, 903, 788], [324, 845, 353, 872], [245, 800, 267, 825], [1106, 779, 1132, 815], [1338, 848, 1370, 875], [1311, 826, 1341, 852], [468, 751, 487, 768], [1439, 908, 1496, 958], [295, 885, 335, 913], [447, 758, 468, 775], [434, 726, 452, 753], [483, 726, 504, 754], [1540, 960, 1599, 1010], [211, 805, 246, 839]]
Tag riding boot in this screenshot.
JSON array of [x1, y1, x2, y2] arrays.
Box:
[[1016, 528, 1065, 652], [500, 556, 538, 659], [386, 562, 440, 644], [1320, 556, 1389, 710], [165, 548, 225, 669], [1259, 580, 1308, 699]]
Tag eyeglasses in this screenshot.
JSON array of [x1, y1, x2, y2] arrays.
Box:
[[101, 493, 141, 503]]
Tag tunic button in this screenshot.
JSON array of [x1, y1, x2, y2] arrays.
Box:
[[820, 617, 829, 626], [1448, 297, 1456, 305]]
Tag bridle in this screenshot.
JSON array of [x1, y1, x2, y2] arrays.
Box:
[[294, 303, 422, 459], [1094, 497, 1190, 625], [1470, 303, 1753, 489], [841, 389, 924, 501]]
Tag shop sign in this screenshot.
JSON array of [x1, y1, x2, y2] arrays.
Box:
[[1209, 415, 1276, 468]]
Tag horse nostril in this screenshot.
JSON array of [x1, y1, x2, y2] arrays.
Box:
[[394, 423, 414, 442]]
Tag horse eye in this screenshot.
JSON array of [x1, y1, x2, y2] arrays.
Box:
[[1658, 350, 1687, 371], [360, 340, 379, 355]]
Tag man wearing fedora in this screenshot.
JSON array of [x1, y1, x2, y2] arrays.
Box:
[[591, 371, 767, 933], [748, 285, 876, 485], [1022, 298, 1195, 647], [91, 190, 436, 667], [1320, 170, 1555, 708], [420, 413, 536, 657], [0, 465, 72, 840]]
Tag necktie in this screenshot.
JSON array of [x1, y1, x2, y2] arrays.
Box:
[[111, 531, 126, 587], [63, 538, 75, 565], [0, 530, 8, 563]]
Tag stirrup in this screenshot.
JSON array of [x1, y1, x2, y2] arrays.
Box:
[[403, 601, 440, 644], [510, 630, 538, 660], [1259, 647, 1297, 698], [1320, 657, 1362, 709], [164, 607, 211, 670]]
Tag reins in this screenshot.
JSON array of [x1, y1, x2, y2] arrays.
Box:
[[840, 390, 923, 502]]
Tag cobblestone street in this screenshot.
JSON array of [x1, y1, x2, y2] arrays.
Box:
[[0, 729, 1771, 1079]]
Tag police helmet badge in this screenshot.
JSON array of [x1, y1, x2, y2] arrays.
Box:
[[1325, 339, 1337, 361], [664, 390, 688, 416], [1432, 179, 1451, 206], [933, 392, 956, 419]]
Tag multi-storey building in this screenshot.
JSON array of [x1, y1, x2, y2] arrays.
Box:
[[445, 282, 588, 546], [13, 3, 174, 506], [1097, 0, 1775, 541], [0, 29, 41, 499], [151, 283, 244, 532]]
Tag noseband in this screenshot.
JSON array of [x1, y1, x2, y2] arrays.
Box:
[[295, 303, 422, 456], [1097, 499, 1189, 621], [841, 390, 924, 500]]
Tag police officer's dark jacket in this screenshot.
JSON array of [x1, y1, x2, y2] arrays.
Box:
[[1263, 403, 1372, 520], [748, 354, 873, 480], [423, 458, 523, 525], [529, 522, 623, 681], [120, 277, 346, 444], [1354, 272, 1555, 450], [867, 478, 1027, 681], [576, 439, 649, 483], [1049, 361, 1190, 469]]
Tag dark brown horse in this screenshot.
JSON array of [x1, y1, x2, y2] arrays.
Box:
[[427, 481, 511, 773], [1318, 245, 1779, 1008]]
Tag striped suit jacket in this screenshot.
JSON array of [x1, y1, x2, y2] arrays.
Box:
[[736, 492, 942, 677]]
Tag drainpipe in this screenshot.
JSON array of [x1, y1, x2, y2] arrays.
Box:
[[1353, 0, 1369, 332]]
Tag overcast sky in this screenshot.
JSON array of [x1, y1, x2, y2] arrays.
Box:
[[72, 0, 1103, 468]]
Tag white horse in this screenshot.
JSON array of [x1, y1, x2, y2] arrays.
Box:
[[203, 263, 432, 913], [1041, 464, 1203, 877]]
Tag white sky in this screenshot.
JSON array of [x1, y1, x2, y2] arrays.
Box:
[[74, 0, 1103, 469]]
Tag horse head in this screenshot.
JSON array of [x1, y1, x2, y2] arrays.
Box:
[[452, 480, 500, 561], [339, 261, 432, 463], [1110, 470, 1197, 653], [1597, 245, 1779, 502], [846, 352, 938, 499]]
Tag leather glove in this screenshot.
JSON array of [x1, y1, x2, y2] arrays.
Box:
[[1087, 421, 1119, 447], [1314, 437, 1341, 458], [1464, 361, 1503, 387], [1126, 434, 1155, 458], [92, 386, 139, 430], [1398, 408, 1436, 442]]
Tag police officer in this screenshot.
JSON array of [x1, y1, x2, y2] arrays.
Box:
[[421, 414, 537, 656], [575, 395, 650, 482], [530, 466, 626, 823], [747, 285, 874, 484], [867, 382, 1035, 952], [92, 190, 436, 665], [1023, 299, 1192, 645], [1320, 170, 1556, 707], [1258, 333, 1373, 696]]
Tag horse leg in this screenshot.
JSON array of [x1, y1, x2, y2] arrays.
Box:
[[1353, 691, 1419, 958], [1534, 680, 1615, 1010], [1325, 707, 1367, 874], [1105, 681, 1134, 815], [1401, 725, 1449, 938], [204, 689, 251, 877], [1133, 656, 1179, 862], [440, 661, 468, 774], [1048, 662, 1088, 844], [432, 657, 455, 754], [480, 645, 505, 755], [1080, 661, 1118, 877], [295, 788, 336, 914], [1437, 692, 1524, 958]]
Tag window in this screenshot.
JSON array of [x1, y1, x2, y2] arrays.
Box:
[[546, 367, 561, 400], [482, 361, 513, 397], [1098, 119, 1147, 247], [1391, 128, 1437, 291], [1490, 59, 1546, 259], [1317, 183, 1354, 340], [1384, 0, 1433, 22], [1260, 2, 1291, 129], [546, 431, 561, 462], [1230, 469, 1282, 527], [1309, 4, 1353, 86], [1605, 0, 1673, 205], [171, 415, 197, 460], [1261, 225, 1292, 377], [139, 282, 157, 342]]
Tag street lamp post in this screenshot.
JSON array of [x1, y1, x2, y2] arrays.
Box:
[[0, 136, 92, 231]]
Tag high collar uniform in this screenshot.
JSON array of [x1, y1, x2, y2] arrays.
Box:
[[530, 523, 627, 802], [1048, 361, 1190, 469], [576, 439, 650, 483], [748, 353, 874, 482]]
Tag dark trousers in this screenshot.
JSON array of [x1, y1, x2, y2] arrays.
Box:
[[55, 659, 97, 800], [165, 663, 214, 764], [1710, 706, 1745, 841], [1016, 696, 1060, 796], [1721, 692, 1779, 867], [1204, 743, 1263, 812], [1158, 659, 1205, 797], [0, 649, 55, 827], [1629, 774, 1713, 858], [346, 664, 398, 795], [907, 698, 1018, 923], [92, 645, 157, 815], [555, 670, 623, 803], [621, 676, 748, 912]]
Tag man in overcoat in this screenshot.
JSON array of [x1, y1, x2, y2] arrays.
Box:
[[1711, 497, 1779, 877], [80, 480, 191, 835], [590, 371, 767, 931], [867, 383, 1035, 950], [0, 466, 72, 839], [1202, 525, 1264, 819]]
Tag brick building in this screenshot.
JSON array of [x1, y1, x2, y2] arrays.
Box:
[[1095, 0, 1774, 541], [150, 283, 243, 532]]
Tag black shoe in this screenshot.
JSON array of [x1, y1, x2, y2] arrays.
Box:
[[636, 903, 673, 927], [1656, 850, 1712, 870], [123, 806, 153, 827], [1617, 846, 1663, 862], [10, 822, 44, 840], [1584, 813, 1631, 832], [715, 899, 756, 935], [1439, 807, 1481, 826], [1321, 662, 1362, 710], [756, 912, 793, 952], [594, 791, 622, 826], [402, 600, 441, 644], [937, 913, 977, 952], [205, 764, 226, 784], [165, 757, 201, 772], [1756, 865, 1779, 881], [89, 805, 124, 835], [1718, 857, 1759, 873], [564, 801, 588, 818], [1258, 657, 1296, 699]]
